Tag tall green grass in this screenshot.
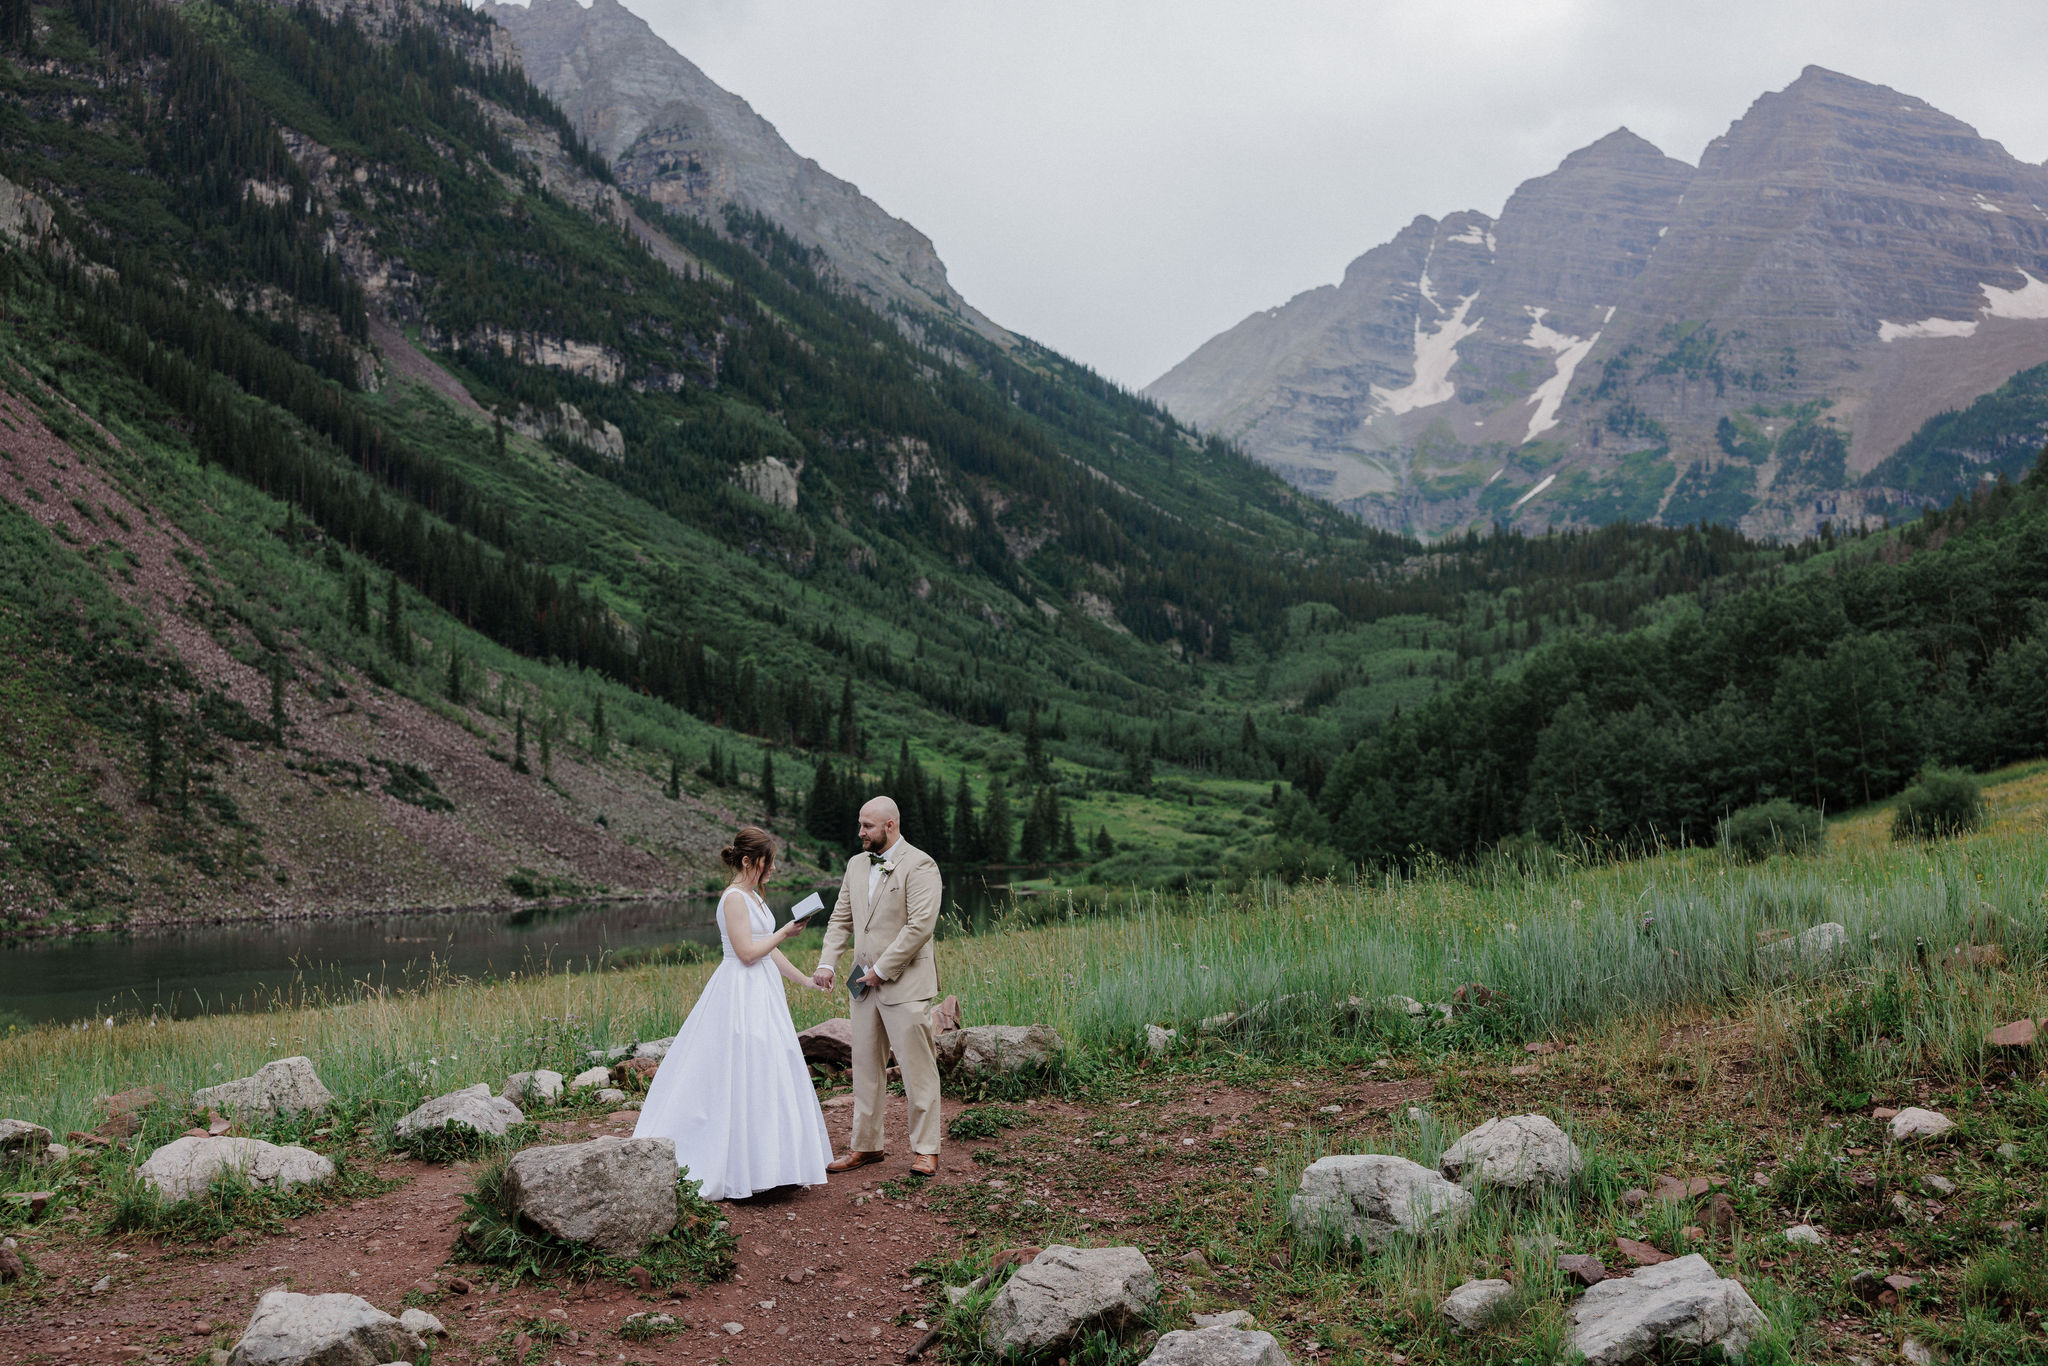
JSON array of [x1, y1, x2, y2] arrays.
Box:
[[2, 827, 2043, 1136]]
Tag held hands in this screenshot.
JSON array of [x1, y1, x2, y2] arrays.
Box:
[[809, 965, 835, 991]]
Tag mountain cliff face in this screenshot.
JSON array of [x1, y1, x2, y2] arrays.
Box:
[[486, 0, 1005, 342], [1149, 68, 2048, 538]]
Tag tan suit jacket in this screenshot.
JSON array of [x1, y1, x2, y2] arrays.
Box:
[[817, 841, 941, 1006]]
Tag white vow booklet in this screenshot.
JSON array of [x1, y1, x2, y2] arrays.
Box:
[[784, 892, 824, 930]]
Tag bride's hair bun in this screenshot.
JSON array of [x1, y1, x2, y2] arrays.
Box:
[[721, 825, 774, 873]]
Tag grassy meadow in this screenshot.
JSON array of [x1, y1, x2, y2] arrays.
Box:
[[2, 765, 2046, 1361]]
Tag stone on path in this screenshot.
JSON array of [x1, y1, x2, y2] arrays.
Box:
[[1922, 1173, 1956, 1198], [1888, 1108, 1955, 1143], [1438, 1278, 1515, 1332], [1757, 922, 1847, 977], [797, 1018, 854, 1067], [398, 1307, 444, 1337], [1614, 1236, 1672, 1267], [1288, 1154, 1474, 1252], [1437, 1114, 1582, 1191], [982, 1245, 1157, 1356], [1784, 1224, 1824, 1246], [194, 1058, 333, 1118], [1987, 1018, 2038, 1049], [500, 1070, 564, 1104], [936, 1024, 1065, 1076], [1564, 1254, 1767, 1366], [501, 1136, 679, 1255], [1145, 1024, 1178, 1055], [138, 1136, 335, 1204], [0, 1119, 52, 1159], [225, 1289, 422, 1366], [1192, 1310, 1254, 1329], [1144, 1325, 1292, 1365], [1558, 1254, 1609, 1285], [394, 1085, 523, 1146], [567, 1065, 612, 1091]]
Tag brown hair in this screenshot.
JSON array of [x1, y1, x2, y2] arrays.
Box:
[[719, 825, 776, 879]]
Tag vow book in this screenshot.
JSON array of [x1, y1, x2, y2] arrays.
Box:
[[784, 891, 824, 930]]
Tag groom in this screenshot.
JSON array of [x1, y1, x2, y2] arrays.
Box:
[[811, 795, 944, 1177]]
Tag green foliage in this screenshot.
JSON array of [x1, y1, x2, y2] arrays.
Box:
[[1865, 361, 2048, 508], [1892, 768, 1984, 841], [392, 1119, 534, 1165], [458, 1151, 736, 1287], [376, 758, 452, 813], [946, 1104, 1029, 1141], [1718, 799, 1825, 862]]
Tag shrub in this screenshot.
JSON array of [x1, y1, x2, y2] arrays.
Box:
[[946, 1105, 1028, 1141], [1891, 769, 1983, 841], [1718, 799, 1825, 861]]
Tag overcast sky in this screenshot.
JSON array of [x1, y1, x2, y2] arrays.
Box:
[[611, 1, 2048, 389]]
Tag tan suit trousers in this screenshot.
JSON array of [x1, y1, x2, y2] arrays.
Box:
[[849, 989, 943, 1156]]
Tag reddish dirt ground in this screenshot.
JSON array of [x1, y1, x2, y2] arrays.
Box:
[[9, 1097, 983, 1366]]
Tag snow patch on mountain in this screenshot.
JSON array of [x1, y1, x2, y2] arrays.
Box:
[[1880, 270, 2048, 341], [1373, 293, 1481, 417], [1511, 472, 1557, 509], [1520, 307, 1601, 442]]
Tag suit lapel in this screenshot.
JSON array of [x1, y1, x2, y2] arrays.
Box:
[[853, 852, 872, 934]]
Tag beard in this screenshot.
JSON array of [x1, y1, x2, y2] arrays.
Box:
[[861, 829, 889, 854]]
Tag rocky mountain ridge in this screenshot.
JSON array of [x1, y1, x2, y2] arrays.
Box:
[[485, 0, 1006, 344], [1148, 67, 2048, 539]]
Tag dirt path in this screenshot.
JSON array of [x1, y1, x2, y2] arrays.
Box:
[[9, 1098, 982, 1366]]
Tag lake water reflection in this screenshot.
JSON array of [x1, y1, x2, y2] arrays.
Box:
[[1, 874, 1027, 1025]]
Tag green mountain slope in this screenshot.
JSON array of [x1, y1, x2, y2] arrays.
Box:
[[0, 0, 1817, 928]]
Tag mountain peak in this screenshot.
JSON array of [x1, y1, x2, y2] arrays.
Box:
[[1572, 127, 1670, 162]]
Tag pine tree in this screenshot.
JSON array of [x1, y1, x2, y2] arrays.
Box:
[[807, 757, 840, 841], [1058, 812, 1080, 862], [1093, 825, 1115, 856], [513, 709, 530, 774], [837, 676, 857, 755], [951, 772, 978, 865], [1, 0, 32, 53], [589, 695, 609, 759], [1023, 709, 1049, 783], [1018, 786, 1050, 863], [664, 750, 680, 799], [761, 749, 778, 818], [268, 653, 288, 745], [445, 647, 464, 704], [981, 779, 1012, 864], [1124, 740, 1152, 792], [382, 573, 410, 664], [346, 571, 369, 634], [493, 409, 507, 458]]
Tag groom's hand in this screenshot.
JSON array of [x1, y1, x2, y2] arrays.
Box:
[[810, 966, 835, 990]]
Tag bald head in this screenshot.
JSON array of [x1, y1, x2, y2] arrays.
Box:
[[858, 796, 900, 854]]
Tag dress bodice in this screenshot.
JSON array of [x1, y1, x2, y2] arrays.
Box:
[[717, 887, 772, 962]]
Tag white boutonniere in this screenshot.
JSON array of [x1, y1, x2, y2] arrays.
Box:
[[876, 854, 899, 877]]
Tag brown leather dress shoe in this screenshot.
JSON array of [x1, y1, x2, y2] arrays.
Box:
[[826, 1150, 886, 1174], [909, 1152, 938, 1177]]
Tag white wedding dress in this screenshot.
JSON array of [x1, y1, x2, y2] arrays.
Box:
[[633, 887, 832, 1199]]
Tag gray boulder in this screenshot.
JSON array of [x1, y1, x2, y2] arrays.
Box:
[[1145, 1326, 1291, 1365], [502, 1136, 678, 1255], [194, 1057, 334, 1118], [1757, 923, 1847, 978], [1145, 1024, 1179, 1055], [1565, 1253, 1767, 1366], [0, 1119, 53, 1159], [397, 1308, 444, 1337], [567, 1065, 612, 1091], [1439, 1278, 1516, 1332], [501, 1070, 565, 1104], [1288, 1154, 1474, 1251], [633, 1036, 675, 1060], [394, 1085, 523, 1145], [936, 1024, 1065, 1076], [983, 1244, 1157, 1355], [226, 1290, 421, 1366], [1889, 1108, 1956, 1143], [139, 1136, 335, 1204], [1438, 1114, 1583, 1192]]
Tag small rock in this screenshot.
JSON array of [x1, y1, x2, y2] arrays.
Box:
[[1986, 1018, 2038, 1049], [1614, 1236, 1672, 1266], [138, 1137, 334, 1204], [1902, 1335, 1942, 1365], [1784, 1224, 1824, 1246], [1191, 1310, 1253, 1329], [1996, 1142, 2019, 1160], [398, 1307, 445, 1336], [1565, 1254, 1766, 1366], [1438, 1114, 1583, 1192], [193, 1057, 333, 1119], [612, 1057, 661, 1086], [1620, 1188, 1649, 1211], [982, 1245, 1158, 1355], [1922, 1174, 1956, 1198], [445, 1277, 470, 1295], [568, 1065, 612, 1091], [1438, 1277, 1515, 1332], [0, 1119, 54, 1159], [2, 1191, 51, 1220], [92, 1274, 111, 1293], [627, 1265, 652, 1291], [1872, 1106, 1900, 1121], [43, 1143, 69, 1164], [632, 1036, 675, 1060], [500, 1070, 565, 1104], [593, 1087, 629, 1105], [1144, 1325, 1289, 1365], [1289, 1154, 1475, 1251], [1704, 1192, 1737, 1231], [586, 1044, 631, 1063], [721, 1321, 745, 1335], [501, 1136, 681, 1255], [1757, 922, 1848, 978], [1680, 1224, 1706, 1242], [0, 1245, 25, 1282], [1889, 1108, 1955, 1143], [393, 1085, 524, 1146], [1145, 1024, 1178, 1055], [1557, 1254, 1608, 1286]]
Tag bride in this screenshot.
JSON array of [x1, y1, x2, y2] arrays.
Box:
[[634, 825, 833, 1199]]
